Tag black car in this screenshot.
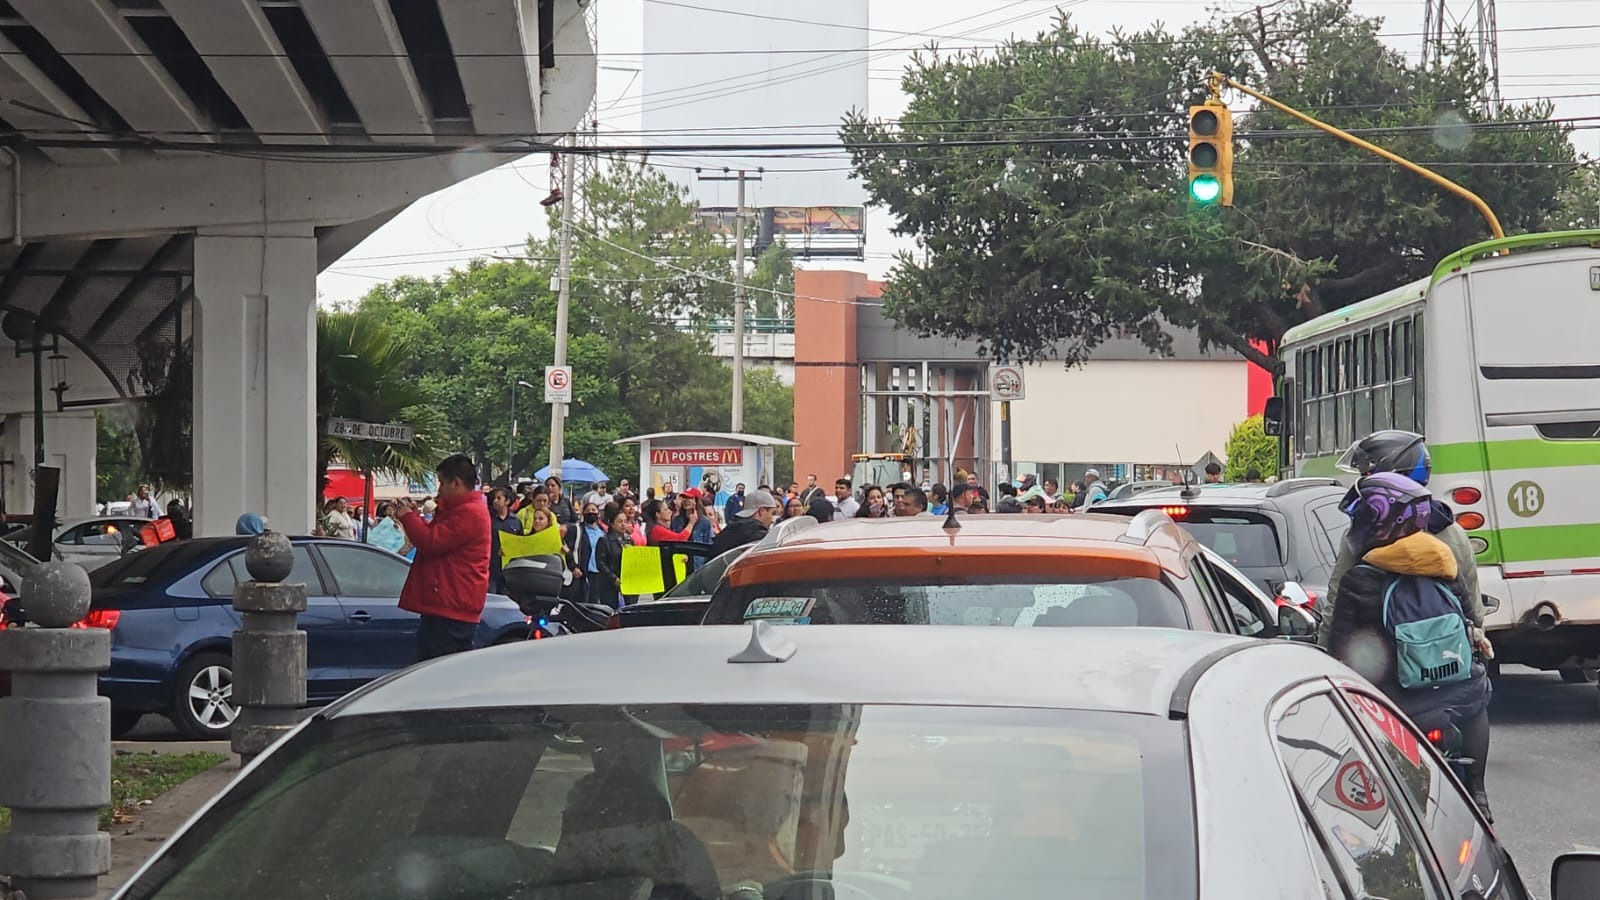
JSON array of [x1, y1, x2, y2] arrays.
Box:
[[608, 543, 750, 629], [1093, 479, 1350, 607]]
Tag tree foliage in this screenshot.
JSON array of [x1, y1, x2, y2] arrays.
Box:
[[842, 0, 1586, 371], [355, 161, 791, 486], [95, 406, 141, 502], [315, 310, 447, 497], [1224, 415, 1278, 481]]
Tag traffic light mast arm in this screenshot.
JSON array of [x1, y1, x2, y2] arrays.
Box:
[[1211, 72, 1504, 239]]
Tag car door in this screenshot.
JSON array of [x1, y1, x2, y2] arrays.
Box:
[[1199, 548, 1276, 638], [58, 520, 134, 568], [1336, 686, 1531, 900], [200, 546, 354, 700], [313, 542, 417, 684], [1272, 690, 1449, 900]]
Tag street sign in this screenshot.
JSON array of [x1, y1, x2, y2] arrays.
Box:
[[545, 365, 573, 404], [325, 417, 414, 444], [991, 365, 1025, 401]]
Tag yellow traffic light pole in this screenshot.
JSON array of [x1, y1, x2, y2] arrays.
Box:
[[1209, 72, 1505, 239]]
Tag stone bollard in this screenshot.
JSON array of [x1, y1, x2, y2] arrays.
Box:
[[230, 533, 307, 765], [0, 562, 110, 900]]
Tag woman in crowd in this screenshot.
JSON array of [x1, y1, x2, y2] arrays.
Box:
[[855, 485, 889, 518], [782, 496, 806, 520], [643, 499, 690, 546], [591, 506, 629, 609]]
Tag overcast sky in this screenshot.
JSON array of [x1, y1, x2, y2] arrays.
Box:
[[315, 0, 1600, 304]]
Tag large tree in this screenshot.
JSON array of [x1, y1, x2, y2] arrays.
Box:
[[842, 0, 1583, 371], [356, 161, 766, 484]]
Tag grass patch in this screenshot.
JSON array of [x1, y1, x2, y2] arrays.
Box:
[[0, 751, 226, 832]]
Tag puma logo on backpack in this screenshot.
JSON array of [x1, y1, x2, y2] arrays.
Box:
[[1362, 564, 1473, 689]]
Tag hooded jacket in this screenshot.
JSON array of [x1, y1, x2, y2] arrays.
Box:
[[1319, 500, 1482, 645], [1326, 531, 1485, 700]]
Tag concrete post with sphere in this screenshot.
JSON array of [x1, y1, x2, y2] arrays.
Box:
[[0, 561, 111, 899], [230, 532, 307, 764]]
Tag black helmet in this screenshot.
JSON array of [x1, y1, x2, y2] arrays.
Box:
[[1335, 430, 1431, 485]]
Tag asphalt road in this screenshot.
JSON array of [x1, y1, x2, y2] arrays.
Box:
[[1484, 666, 1600, 897], [118, 666, 1598, 894]]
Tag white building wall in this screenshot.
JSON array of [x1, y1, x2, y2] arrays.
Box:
[[999, 360, 1250, 469]]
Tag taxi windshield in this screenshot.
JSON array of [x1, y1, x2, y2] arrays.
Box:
[[705, 575, 1190, 628], [124, 704, 1195, 900]]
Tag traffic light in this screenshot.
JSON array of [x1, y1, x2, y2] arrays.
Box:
[[1187, 104, 1234, 206]]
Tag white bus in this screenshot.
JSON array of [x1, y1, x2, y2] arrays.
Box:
[[1268, 230, 1600, 679]]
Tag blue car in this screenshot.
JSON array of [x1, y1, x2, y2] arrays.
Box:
[[72, 537, 531, 739]]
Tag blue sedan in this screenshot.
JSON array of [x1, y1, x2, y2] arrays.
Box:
[[74, 537, 531, 739]]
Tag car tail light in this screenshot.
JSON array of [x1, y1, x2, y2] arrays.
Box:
[[71, 609, 120, 630], [1159, 505, 1190, 519], [606, 613, 622, 630], [1425, 728, 1444, 745], [1452, 487, 1482, 505], [1456, 512, 1486, 531]]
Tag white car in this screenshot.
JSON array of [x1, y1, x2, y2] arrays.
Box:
[[3, 516, 148, 571], [111, 626, 1589, 899]]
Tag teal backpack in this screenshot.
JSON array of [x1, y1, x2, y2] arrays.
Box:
[[1363, 564, 1473, 689]]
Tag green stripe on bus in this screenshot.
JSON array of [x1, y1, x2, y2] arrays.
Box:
[[1296, 440, 1600, 476], [1486, 522, 1600, 566], [1431, 440, 1600, 475]]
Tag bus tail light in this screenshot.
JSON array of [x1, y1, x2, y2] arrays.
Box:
[[1452, 487, 1482, 505], [1456, 512, 1486, 530]]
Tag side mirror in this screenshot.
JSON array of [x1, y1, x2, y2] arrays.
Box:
[[1552, 852, 1600, 900], [1262, 397, 1285, 436], [1482, 593, 1502, 614], [1278, 582, 1313, 608], [1277, 605, 1315, 641]]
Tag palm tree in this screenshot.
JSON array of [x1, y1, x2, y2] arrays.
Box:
[[316, 310, 445, 502]]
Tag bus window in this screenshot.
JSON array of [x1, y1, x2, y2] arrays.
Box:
[[1372, 325, 1390, 383], [1395, 378, 1416, 431], [1375, 382, 1392, 430], [1396, 320, 1413, 377], [1322, 343, 1337, 452], [1354, 333, 1369, 387]]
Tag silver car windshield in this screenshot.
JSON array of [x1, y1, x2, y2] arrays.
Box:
[[125, 704, 1195, 900]]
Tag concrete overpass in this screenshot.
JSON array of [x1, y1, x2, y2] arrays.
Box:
[[0, 0, 595, 535]]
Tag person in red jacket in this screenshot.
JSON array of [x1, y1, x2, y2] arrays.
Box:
[[395, 454, 490, 661]]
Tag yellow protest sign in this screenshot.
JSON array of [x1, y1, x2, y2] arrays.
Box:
[[500, 524, 564, 566], [619, 545, 689, 596]]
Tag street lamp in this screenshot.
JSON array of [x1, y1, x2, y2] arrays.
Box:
[[509, 379, 536, 480]]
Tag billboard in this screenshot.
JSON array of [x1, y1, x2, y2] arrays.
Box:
[[698, 206, 864, 237]]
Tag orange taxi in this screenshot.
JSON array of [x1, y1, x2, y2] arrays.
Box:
[[699, 511, 1291, 635]]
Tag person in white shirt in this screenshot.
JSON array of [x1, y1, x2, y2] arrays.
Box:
[[831, 477, 859, 521], [582, 481, 614, 510], [321, 497, 357, 539], [130, 484, 160, 519]]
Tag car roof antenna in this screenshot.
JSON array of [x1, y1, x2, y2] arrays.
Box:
[[1176, 444, 1199, 501]]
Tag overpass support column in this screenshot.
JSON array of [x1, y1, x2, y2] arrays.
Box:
[[1, 411, 98, 519], [192, 228, 317, 537]]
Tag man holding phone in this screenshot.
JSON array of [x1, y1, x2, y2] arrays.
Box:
[[395, 454, 491, 661]]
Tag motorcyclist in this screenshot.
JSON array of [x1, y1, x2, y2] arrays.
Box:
[[1326, 471, 1494, 821], [1320, 430, 1488, 656]]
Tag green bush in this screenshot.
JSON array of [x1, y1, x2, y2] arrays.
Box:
[[1225, 415, 1278, 482]]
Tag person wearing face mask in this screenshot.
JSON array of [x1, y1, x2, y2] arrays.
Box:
[[567, 501, 607, 603]]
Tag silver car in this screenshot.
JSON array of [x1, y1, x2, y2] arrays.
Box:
[[4, 516, 147, 571], [112, 626, 1592, 899]]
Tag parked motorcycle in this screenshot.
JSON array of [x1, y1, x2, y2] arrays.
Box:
[[502, 555, 615, 638]]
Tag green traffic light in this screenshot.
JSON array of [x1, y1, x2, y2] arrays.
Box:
[[1190, 174, 1222, 204]]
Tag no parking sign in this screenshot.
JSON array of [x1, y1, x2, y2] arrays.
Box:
[[545, 365, 573, 403]]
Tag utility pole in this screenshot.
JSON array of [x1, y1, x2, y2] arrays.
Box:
[[548, 150, 575, 479], [697, 167, 762, 432]]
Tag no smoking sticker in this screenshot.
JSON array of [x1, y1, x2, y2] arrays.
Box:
[[1318, 750, 1390, 829]]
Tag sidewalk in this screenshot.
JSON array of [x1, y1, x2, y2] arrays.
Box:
[[97, 752, 241, 899]]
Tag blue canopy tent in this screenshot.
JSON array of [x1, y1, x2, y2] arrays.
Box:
[[534, 459, 609, 484]]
